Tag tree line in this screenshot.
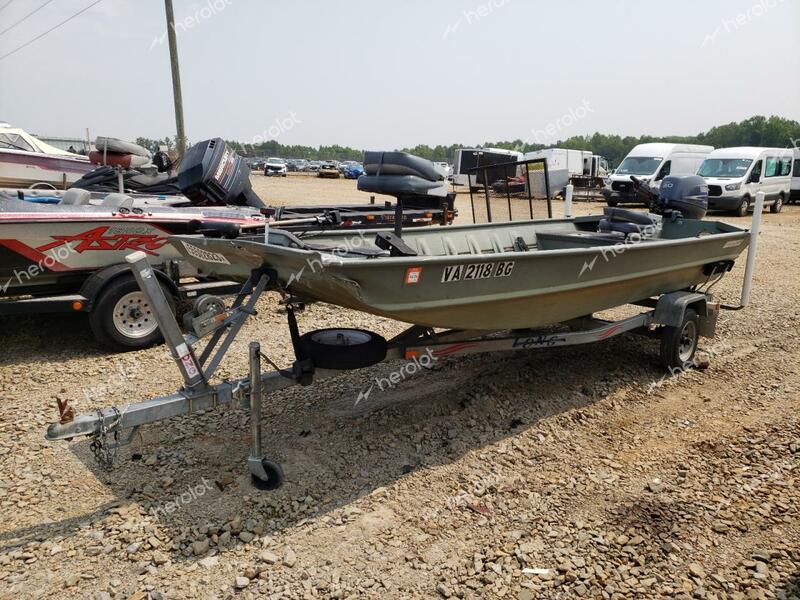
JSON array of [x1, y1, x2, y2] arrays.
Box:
[[136, 115, 800, 167]]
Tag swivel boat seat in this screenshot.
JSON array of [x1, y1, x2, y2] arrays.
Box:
[[358, 152, 452, 244]]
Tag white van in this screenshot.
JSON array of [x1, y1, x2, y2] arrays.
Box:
[[791, 147, 800, 205], [698, 147, 793, 215], [603, 143, 713, 206]]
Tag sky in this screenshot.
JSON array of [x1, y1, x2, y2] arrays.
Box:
[[0, 0, 798, 149]]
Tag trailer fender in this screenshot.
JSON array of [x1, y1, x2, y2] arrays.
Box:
[[653, 292, 716, 338], [79, 263, 178, 311]]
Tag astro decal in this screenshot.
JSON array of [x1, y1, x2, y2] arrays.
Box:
[[36, 226, 170, 256], [441, 261, 514, 283]]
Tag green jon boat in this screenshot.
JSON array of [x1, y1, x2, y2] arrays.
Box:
[[173, 211, 749, 331]]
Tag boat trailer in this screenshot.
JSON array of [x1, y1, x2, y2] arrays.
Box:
[[46, 196, 765, 489], [45, 256, 722, 489]]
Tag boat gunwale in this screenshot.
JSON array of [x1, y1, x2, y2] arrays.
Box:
[[191, 227, 751, 269]]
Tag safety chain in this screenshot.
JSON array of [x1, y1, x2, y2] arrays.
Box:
[[89, 407, 121, 470]]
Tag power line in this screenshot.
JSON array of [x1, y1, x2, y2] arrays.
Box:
[[0, 0, 105, 62], [0, 0, 57, 36], [0, 0, 16, 14]]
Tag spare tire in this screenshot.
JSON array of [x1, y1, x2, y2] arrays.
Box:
[[300, 328, 387, 370]]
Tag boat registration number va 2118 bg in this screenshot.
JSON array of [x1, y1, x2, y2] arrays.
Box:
[[441, 261, 515, 283]]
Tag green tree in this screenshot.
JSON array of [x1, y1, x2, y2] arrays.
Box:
[[141, 115, 800, 166]]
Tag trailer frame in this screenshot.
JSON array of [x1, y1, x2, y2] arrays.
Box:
[[46, 252, 721, 489]]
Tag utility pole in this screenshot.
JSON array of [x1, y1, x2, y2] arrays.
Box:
[[164, 0, 186, 156]]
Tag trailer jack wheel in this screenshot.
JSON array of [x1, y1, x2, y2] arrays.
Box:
[[249, 457, 284, 490], [659, 308, 699, 371]]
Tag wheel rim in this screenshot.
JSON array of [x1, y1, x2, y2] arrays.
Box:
[[310, 329, 371, 347], [678, 320, 698, 363], [112, 292, 158, 339]]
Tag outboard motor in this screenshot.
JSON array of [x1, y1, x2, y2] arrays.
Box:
[[654, 174, 708, 220], [178, 138, 266, 208]]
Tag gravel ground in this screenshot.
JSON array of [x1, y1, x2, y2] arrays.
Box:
[[0, 175, 798, 600]]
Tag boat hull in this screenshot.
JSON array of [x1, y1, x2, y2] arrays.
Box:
[[0, 206, 265, 295], [173, 216, 751, 331], [0, 150, 93, 189]]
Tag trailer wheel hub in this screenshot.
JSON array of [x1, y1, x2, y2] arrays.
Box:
[[678, 320, 698, 363], [112, 291, 158, 339]]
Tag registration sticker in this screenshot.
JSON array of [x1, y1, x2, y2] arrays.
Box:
[[405, 266, 423, 285], [182, 241, 230, 265], [441, 261, 515, 283]]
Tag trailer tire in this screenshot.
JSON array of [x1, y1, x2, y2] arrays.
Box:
[[659, 308, 699, 371], [89, 275, 175, 351], [300, 328, 387, 370]]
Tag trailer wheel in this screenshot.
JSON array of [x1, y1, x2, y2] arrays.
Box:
[[251, 459, 284, 491], [300, 328, 387, 370], [89, 275, 175, 351], [659, 308, 699, 371]]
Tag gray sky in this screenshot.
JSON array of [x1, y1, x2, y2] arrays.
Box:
[[1, 0, 798, 149]]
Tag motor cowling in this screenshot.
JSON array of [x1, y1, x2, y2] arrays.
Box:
[[178, 138, 266, 208], [656, 174, 708, 220]]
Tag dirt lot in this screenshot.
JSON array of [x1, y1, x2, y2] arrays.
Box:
[[0, 174, 798, 600]]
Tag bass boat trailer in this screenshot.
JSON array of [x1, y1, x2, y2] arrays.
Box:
[[45, 195, 767, 490]]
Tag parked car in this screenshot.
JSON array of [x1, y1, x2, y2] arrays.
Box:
[[491, 175, 526, 194], [343, 162, 365, 179], [248, 158, 266, 171], [264, 157, 288, 177], [603, 143, 714, 207], [307, 160, 321, 172], [318, 162, 340, 178], [288, 159, 309, 172], [433, 161, 454, 180], [698, 146, 793, 216], [338, 160, 357, 173]]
